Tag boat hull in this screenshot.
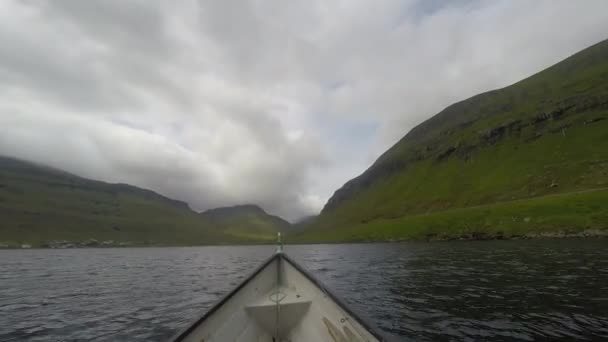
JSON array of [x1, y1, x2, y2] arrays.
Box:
[[171, 252, 386, 341]]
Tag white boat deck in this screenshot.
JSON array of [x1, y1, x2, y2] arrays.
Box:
[[173, 254, 384, 342]]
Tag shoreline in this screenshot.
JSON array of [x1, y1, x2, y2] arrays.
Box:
[[290, 231, 608, 245], [424, 228, 608, 242], [1, 229, 607, 249]]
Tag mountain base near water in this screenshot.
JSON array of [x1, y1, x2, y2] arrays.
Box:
[[0, 156, 290, 248], [293, 188, 608, 243]]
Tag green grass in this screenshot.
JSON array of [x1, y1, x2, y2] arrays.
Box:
[[200, 205, 290, 242], [0, 157, 281, 247], [307, 39, 608, 241], [294, 188, 608, 243], [323, 118, 608, 222]]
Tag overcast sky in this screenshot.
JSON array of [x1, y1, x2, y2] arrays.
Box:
[[1, 0, 607, 221]]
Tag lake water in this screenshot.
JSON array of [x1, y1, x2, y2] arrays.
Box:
[[1, 239, 607, 341]]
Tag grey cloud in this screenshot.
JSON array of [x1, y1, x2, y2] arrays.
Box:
[[0, 26, 121, 110], [39, 0, 172, 57], [1, 0, 607, 220]]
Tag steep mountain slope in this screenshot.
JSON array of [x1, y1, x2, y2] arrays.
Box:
[[298, 39, 608, 241], [200, 204, 290, 241], [0, 156, 281, 247]]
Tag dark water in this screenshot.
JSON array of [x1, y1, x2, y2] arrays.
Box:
[[1, 240, 608, 341]]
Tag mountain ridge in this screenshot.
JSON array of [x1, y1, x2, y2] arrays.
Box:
[[299, 38, 608, 241], [324, 38, 608, 214], [0, 155, 190, 210], [0, 156, 289, 247], [200, 204, 291, 240]]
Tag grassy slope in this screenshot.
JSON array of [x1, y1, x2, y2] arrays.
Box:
[[296, 39, 608, 242], [0, 157, 274, 246], [200, 205, 291, 242], [297, 189, 608, 242]]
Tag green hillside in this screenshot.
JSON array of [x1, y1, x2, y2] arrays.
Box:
[[296, 39, 608, 242], [200, 205, 290, 241], [0, 157, 282, 247]]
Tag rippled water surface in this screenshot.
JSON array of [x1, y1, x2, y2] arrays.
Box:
[[1, 239, 608, 341]]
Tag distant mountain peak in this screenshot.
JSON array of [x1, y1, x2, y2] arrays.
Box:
[[200, 204, 291, 235], [201, 204, 266, 215]]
